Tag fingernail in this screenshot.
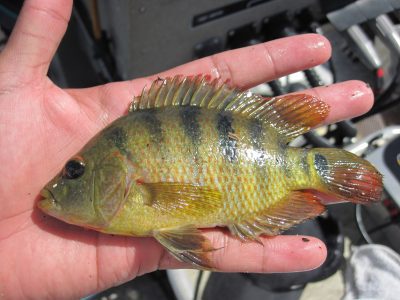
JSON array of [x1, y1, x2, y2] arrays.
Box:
[[350, 81, 373, 100], [307, 35, 330, 50], [351, 90, 366, 99]]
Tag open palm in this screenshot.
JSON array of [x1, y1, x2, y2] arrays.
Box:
[[0, 0, 375, 299]]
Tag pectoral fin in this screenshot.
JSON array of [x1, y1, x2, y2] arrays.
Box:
[[153, 227, 216, 269], [229, 190, 326, 242], [142, 182, 222, 216]]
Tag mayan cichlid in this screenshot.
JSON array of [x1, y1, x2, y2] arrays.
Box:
[[38, 75, 383, 269]]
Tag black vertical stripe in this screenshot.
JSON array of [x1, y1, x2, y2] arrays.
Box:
[[314, 153, 329, 178], [248, 119, 264, 150], [217, 112, 238, 163], [248, 119, 269, 169], [278, 141, 291, 177], [137, 109, 163, 144], [180, 106, 202, 148], [105, 126, 128, 154], [180, 106, 202, 179]]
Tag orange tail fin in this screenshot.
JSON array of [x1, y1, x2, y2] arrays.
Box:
[[312, 148, 383, 204]]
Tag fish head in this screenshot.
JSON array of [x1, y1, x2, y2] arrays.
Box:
[[38, 135, 132, 229]]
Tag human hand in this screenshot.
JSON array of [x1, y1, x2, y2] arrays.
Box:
[[0, 0, 374, 298]]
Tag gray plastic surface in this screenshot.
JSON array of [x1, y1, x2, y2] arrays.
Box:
[[96, 0, 315, 79], [357, 0, 392, 19], [328, 0, 396, 31], [389, 0, 400, 9], [328, 4, 366, 31]]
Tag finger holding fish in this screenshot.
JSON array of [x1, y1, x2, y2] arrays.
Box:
[[39, 76, 382, 270], [72, 34, 329, 116], [298, 80, 374, 126], [76, 44, 374, 135], [143, 34, 332, 89], [157, 232, 327, 273], [81, 79, 374, 140], [0, 1, 381, 298], [90, 231, 326, 290]]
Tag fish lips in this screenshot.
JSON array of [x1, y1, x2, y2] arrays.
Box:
[[37, 188, 103, 231], [37, 188, 61, 215]]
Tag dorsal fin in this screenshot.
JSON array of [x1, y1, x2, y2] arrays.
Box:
[[129, 75, 330, 141]]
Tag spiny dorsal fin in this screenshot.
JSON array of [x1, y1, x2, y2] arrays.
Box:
[[229, 190, 326, 242], [129, 75, 330, 141], [129, 75, 240, 111]]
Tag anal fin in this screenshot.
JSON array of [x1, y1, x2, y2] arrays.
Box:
[[154, 227, 216, 270], [229, 190, 326, 242]]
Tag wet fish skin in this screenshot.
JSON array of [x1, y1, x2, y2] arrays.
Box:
[[38, 75, 382, 269]]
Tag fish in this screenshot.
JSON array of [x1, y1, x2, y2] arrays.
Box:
[[38, 75, 383, 269]]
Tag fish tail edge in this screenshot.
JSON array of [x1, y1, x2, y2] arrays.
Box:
[[311, 148, 383, 204]]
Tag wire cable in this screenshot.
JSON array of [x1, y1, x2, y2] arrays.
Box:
[[193, 271, 204, 300], [355, 204, 374, 244]]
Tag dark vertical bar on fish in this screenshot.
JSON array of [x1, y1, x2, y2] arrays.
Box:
[[278, 141, 292, 178], [216, 112, 238, 163], [248, 119, 264, 151], [105, 126, 129, 155], [247, 119, 269, 177], [314, 153, 329, 178], [137, 109, 164, 145], [180, 106, 202, 151]]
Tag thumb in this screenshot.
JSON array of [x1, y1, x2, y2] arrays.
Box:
[[0, 0, 72, 80]]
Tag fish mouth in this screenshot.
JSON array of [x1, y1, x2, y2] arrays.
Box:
[[37, 188, 60, 213], [38, 188, 101, 230]]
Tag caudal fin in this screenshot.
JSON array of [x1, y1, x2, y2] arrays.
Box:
[[312, 148, 383, 204]]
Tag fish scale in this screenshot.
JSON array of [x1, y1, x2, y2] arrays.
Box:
[[122, 107, 312, 226], [38, 75, 383, 269]]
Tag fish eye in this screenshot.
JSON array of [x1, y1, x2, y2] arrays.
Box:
[[63, 157, 85, 179]]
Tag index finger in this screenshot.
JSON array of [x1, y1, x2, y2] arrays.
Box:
[[137, 33, 331, 89], [91, 34, 332, 116], [79, 34, 372, 133], [158, 232, 327, 273]]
